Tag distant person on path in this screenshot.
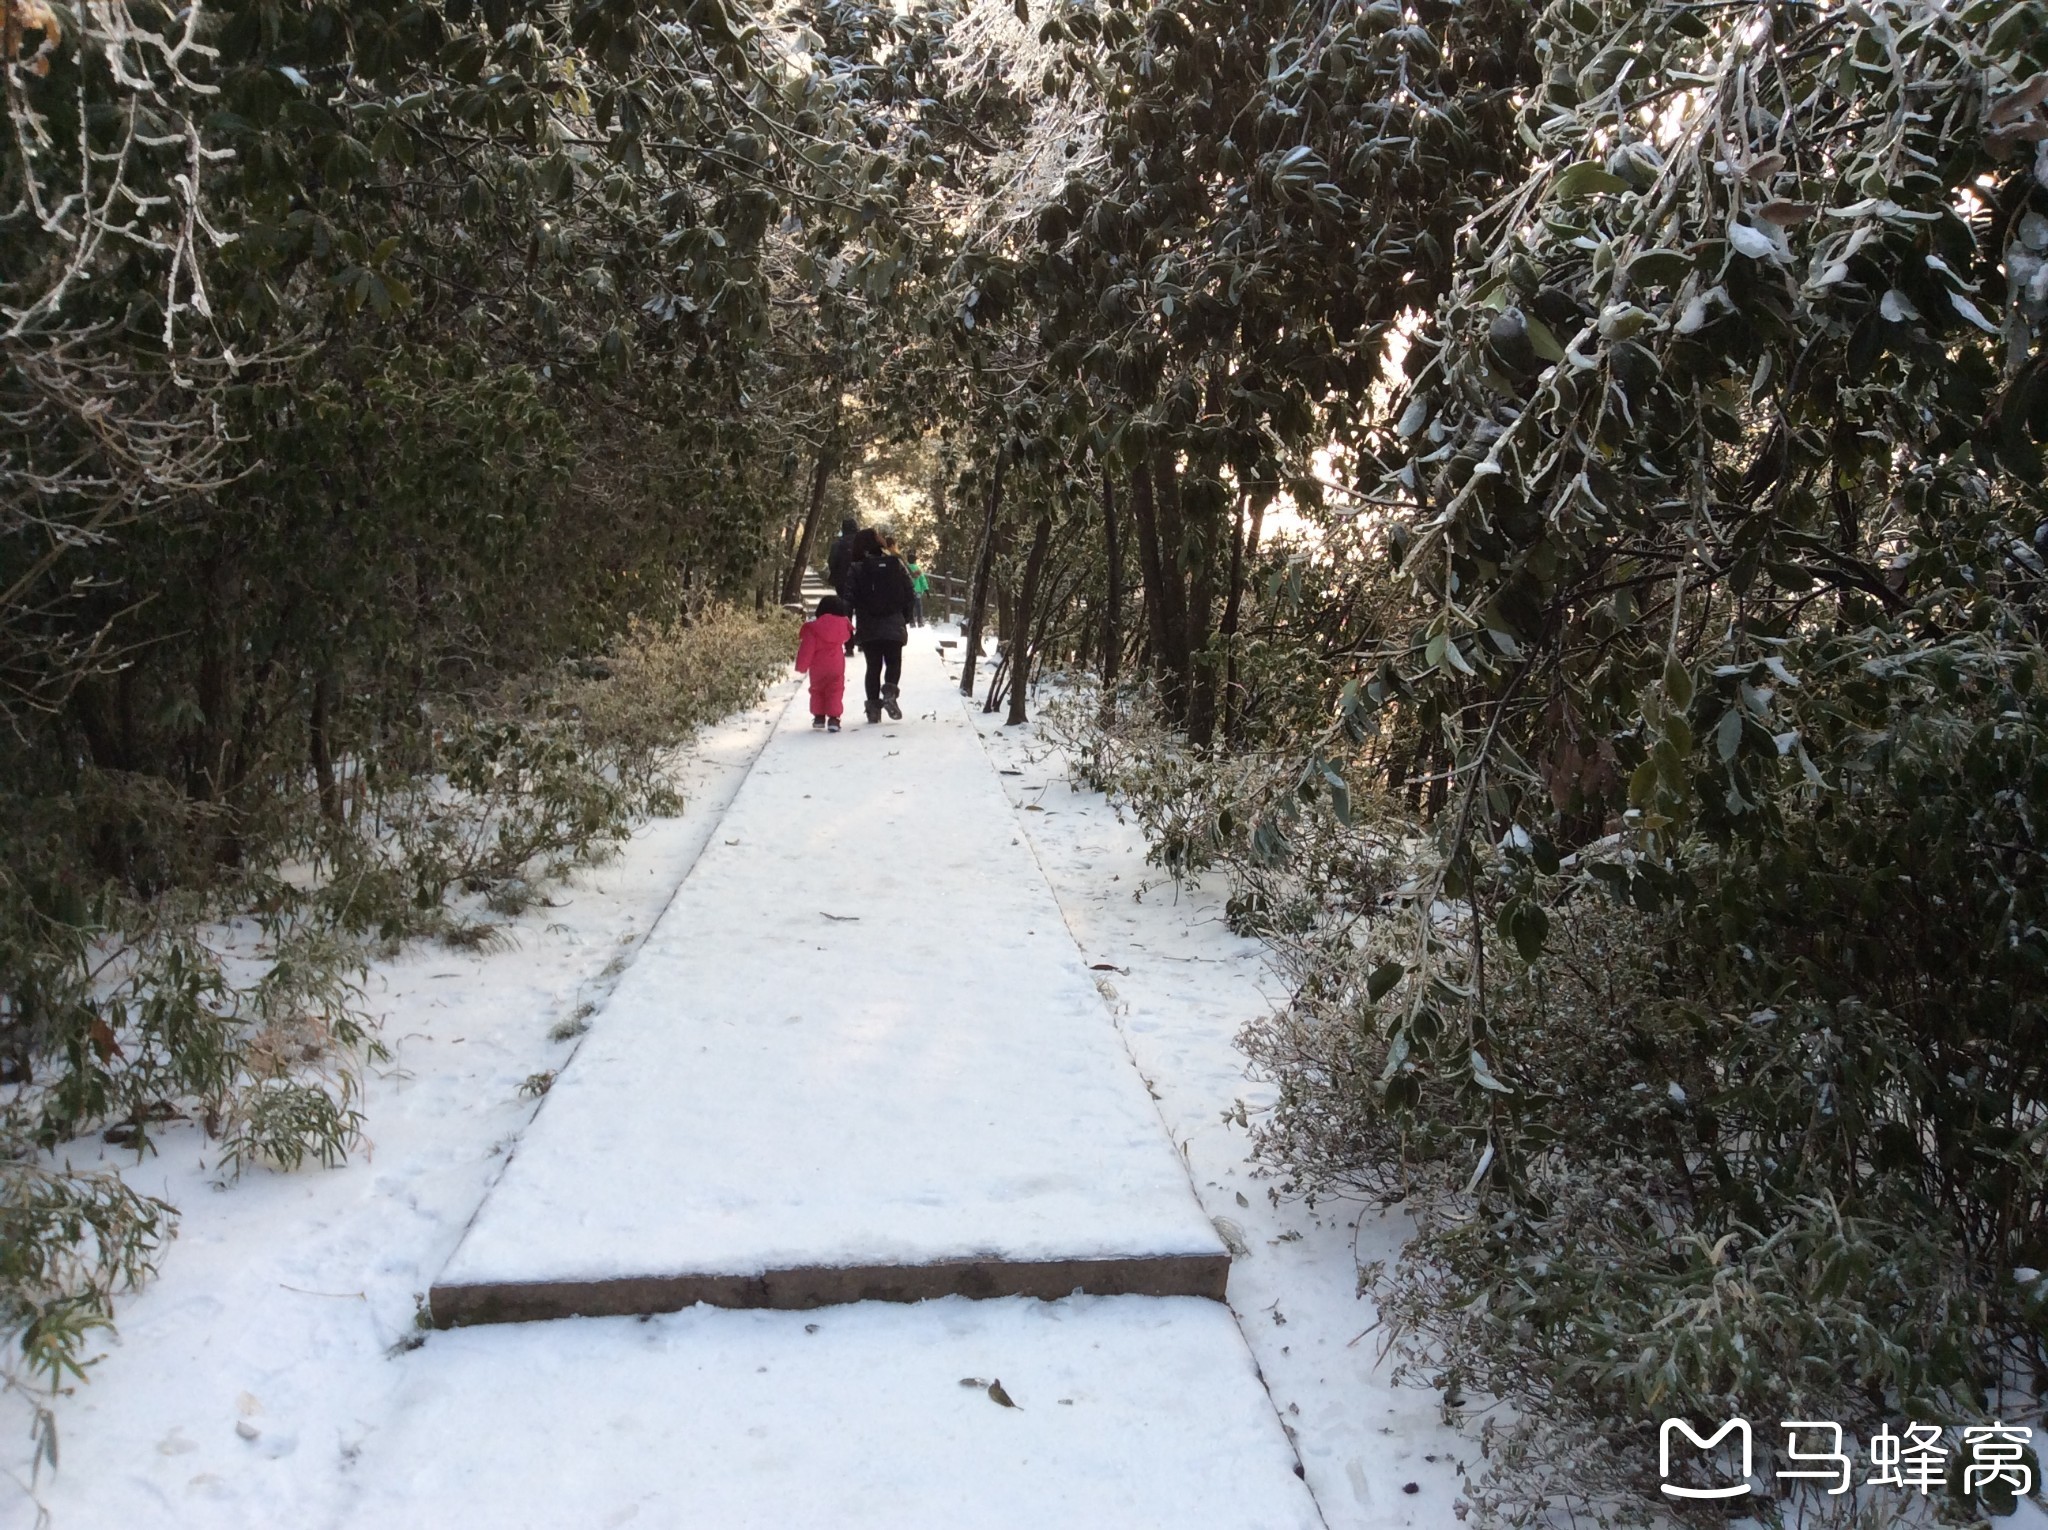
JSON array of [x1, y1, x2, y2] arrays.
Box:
[[795, 594, 852, 732], [825, 516, 860, 657], [849, 526, 915, 723], [826, 517, 860, 599], [908, 557, 930, 627]]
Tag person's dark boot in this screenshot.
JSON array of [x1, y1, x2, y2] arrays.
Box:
[[882, 684, 902, 721], [865, 699, 883, 724]]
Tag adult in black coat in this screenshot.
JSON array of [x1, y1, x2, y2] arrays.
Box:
[[825, 518, 861, 655], [849, 527, 916, 722], [825, 517, 860, 599]]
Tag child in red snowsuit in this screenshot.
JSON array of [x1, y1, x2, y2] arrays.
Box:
[[795, 595, 853, 731]]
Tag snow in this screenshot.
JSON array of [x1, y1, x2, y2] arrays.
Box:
[[957, 662, 1474, 1527], [6, 631, 1469, 1530], [436, 649, 1222, 1306], [335, 1296, 1320, 1530]]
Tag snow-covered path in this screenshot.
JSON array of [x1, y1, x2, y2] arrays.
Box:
[[334, 640, 1318, 1528], [432, 643, 1225, 1318], [7, 630, 1497, 1530], [7, 640, 1338, 1530]]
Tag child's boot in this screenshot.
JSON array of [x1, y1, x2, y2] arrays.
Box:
[[812, 714, 826, 729], [827, 717, 840, 732]]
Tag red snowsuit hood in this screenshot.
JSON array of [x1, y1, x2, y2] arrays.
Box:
[[796, 614, 852, 676]]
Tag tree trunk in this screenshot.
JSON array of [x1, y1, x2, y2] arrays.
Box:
[[1147, 448, 1193, 722], [781, 445, 836, 606], [983, 574, 1016, 711], [1221, 493, 1266, 742], [984, 579, 1014, 712], [1180, 373, 1232, 745], [960, 444, 1006, 696], [1006, 507, 1053, 725], [1126, 460, 1173, 698], [192, 556, 234, 806], [1099, 467, 1121, 711], [311, 667, 342, 824]]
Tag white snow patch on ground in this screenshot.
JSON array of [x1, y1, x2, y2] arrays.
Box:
[[333, 1295, 1320, 1530]]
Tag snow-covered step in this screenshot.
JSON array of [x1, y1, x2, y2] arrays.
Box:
[[431, 642, 1226, 1324], [337, 1296, 1319, 1530]]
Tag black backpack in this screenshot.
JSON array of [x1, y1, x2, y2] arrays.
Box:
[[853, 555, 907, 617]]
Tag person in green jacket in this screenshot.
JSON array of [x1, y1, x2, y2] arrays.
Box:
[[908, 557, 931, 627]]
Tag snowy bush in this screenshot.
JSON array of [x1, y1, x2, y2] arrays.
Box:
[[0, 606, 792, 1393]]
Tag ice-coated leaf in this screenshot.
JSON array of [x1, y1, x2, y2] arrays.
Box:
[[1727, 222, 1780, 261], [1523, 313, 1566, 361], [1663, 653, 1694, 709], [1597, 303, 1652, 340], [1880, 289, 1919, 322], [1469, 1052, 1512, 1093], [1716, 708, 1743, 762], [1628, 249, 1692, 288], [1463, 1140, 1496, 1193], [1675, 286, 1729, 333], [1552, 162, 1631, 200], [1629, 758, 1659, 807], [1950, 292, 2000, 333]]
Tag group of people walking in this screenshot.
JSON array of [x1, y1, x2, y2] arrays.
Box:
[[794, 519, 930, 730]]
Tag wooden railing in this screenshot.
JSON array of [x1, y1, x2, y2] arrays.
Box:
[[787, 568, 969, 623]]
